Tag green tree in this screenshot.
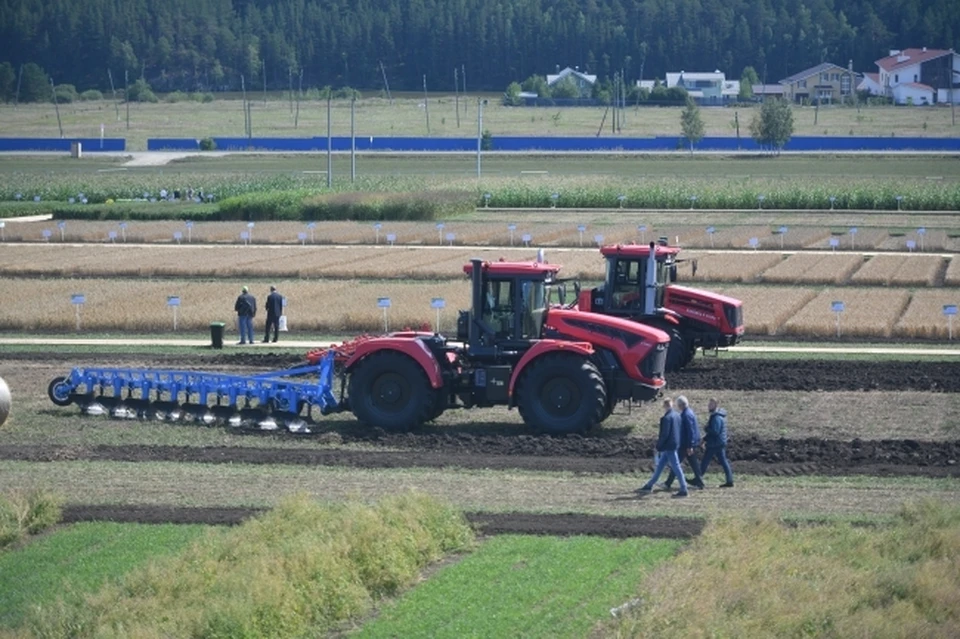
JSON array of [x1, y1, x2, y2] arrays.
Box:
[[739, 66, 760, 100], [749, 99, 794, 154], [521, 74, 550, 98], [503, 81, 523, 106], [19, 63, 49, 103], [0, 62, 14, 101], [680, 97, 705, 153], [550, 76, 580, 99], [125, 78, 158, 103]]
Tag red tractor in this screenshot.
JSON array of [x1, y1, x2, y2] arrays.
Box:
[[579, 241, 744, 371], [311, 258, 671, 434]]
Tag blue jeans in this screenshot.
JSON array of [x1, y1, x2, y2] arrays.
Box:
[[642, 450, 688, 493], [700, 447, 734, 484], [238, 316, 254, 343]]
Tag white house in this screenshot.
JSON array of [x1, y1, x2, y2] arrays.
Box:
[[546, 67, 597, 98], [875, 48, 960, 104], [664, 70, 739, 103], [892, 82, 935, 106], [857, 72, 882, 96]]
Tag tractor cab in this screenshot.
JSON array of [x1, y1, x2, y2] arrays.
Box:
[[591, 242, 681, 315], [457, 259, 558, 353]]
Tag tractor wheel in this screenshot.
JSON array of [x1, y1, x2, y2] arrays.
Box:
[[348, 351, 435, 432], [48, 376, 73, 407], [664, 329, 687, 373], [517, 354, 606, 435]]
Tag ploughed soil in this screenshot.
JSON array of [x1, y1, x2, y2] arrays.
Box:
[[2, 434, 957, 478], [15, 351, 960, 392], [59, 504, 703, 539]]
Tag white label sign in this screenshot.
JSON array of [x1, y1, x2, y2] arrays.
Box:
[[377, 297, 391, 308], [71, 294, 86, 305], [431, 298, 446, 309], [944, 305, 958, 316], [167, 296, 181, 307], [832, 301, 845, 313]]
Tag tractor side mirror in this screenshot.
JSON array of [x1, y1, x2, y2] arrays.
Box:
[[557, 284, 567, 306], [669, 265, 678, 283]]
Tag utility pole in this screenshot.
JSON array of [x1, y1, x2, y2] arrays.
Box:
[[379, 61, 393, 104], [350, 96, 356, 182], [288, 68, 294, 114], [50, 78, 64, 138], [124, 69, 130, 130], [462, 64, 468, 112], [14, 64, 22, 109], [476, 98, 485, 179], [295, 69, 302, 128], [454, 67, 460, 128], [107, 69, 120, 121], [423, 74, 431, 134], [261, 59, 267, 106], [241, 74, 248, 137], [326, 95, 333, 188]]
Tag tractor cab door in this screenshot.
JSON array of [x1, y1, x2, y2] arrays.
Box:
[[479, 276, 548, 346], [481, 278, 516, 344]]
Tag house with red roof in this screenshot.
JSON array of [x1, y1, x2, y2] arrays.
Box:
[[875, 48, 959, 105]]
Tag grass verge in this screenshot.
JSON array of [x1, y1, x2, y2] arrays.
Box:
[[610, 499, 960, 638], [20, 492, 472, 638], [0, 521, 206, 629], [357, 535, 680, 639], [0, 489, 62, 550]]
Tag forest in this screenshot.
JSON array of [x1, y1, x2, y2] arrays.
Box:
[[0, 0, 957, 97]]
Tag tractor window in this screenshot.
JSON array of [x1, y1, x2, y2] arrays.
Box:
[[482, 279, 515, 339], [610, 259, 643, 310], [520, 280, 547, 339]]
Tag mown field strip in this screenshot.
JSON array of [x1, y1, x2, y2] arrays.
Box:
[[0, 460, 956, 519]]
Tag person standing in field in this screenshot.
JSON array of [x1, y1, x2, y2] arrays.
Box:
[[638, 398, 688, 498], [263, 285, 283, 343], [700, 397, 734, 488], [234, 286, 256, 345], [665, 395, 706, 490]]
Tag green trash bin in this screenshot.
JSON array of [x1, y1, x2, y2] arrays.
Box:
[[210, 322, 226, 349]]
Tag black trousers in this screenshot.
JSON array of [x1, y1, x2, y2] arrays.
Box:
[[666, 448, 704, 487], [264, 314, 280, 341]]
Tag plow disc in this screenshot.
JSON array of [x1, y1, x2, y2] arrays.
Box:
[[47, 351, 341, 433]]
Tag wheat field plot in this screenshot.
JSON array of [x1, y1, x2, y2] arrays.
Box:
[[806, 228, 891, 251], [759, 253, 864, 285], [783, 288, 911, 338], [849, 254, 945, 287], [713, 286, 818, 335], [678, 252, 784, 283], [894, 290, 960, 339]]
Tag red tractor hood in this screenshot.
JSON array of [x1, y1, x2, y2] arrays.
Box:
[[667, 284, 742, 308]]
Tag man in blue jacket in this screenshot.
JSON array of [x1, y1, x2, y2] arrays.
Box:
[[700, 397, 734, 488], [665, 395, 706, 490], [638, 398, 688, 498]]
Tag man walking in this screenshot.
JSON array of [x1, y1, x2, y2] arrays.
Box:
[[263, 285, 283, 343], [665, 395, 706, 490], [700, 397, 734, 488], [234, 286, 256, 345], [638, 398, 688, 498]]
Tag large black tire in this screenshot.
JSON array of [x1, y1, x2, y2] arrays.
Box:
[[516, 354, 606, 434], [48, 376, 73, 406], [348, 351, 435, 432]]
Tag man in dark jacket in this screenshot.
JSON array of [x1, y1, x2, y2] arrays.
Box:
[[234, 286, 256, 345], [638, 398, 689, 498], [700, 397, 734, 487], [665, 395, 706, 490], [262, 285, 284, 343]]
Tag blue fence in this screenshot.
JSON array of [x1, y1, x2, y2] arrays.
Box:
[[147, 135, 960, 153], [0, 138, 126, 152]]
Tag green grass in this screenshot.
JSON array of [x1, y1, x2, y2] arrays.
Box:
[[357, 534, 681, 639], [0, 521, 207, 629], [610, 500, 960, 638], [18, 493, 472, 639]]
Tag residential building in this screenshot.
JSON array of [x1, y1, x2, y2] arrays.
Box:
[[875, 48, 960, 104], [664, 70, 739, 104], [752, 84, 785, 99], [857, 73, 882, 96], [546, 67, 597, 98], [779, 62, 859, 103]]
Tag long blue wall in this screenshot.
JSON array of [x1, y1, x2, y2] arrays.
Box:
[[147, 135, 960, 153], [0, 138, 125, 152]]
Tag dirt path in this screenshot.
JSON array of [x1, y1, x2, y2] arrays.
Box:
[[60, 504, 703, 539]]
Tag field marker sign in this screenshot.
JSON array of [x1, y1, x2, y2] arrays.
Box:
[[431, 297, 446, 332], [71, 294, 85, 331], [167, 296, 181, 331], [945, 305, 957, 340], [378, 297, 391, 332], [832, 300, 845, 337]]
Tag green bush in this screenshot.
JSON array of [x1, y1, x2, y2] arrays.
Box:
[[125, 78, 158, 103], [52, 203, 220, 221], [52, 84, 79, 103], [302, 190, 472, 221], [0, 489, 63, 548], [194, 91, 215, 103], [217, 190, 309, 221], [164, 90, 189, 103], [28, 493, 473, 637], [198, 136, 217, 151], [79, 89, 103, 101]]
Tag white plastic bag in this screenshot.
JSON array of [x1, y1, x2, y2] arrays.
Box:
[[278, 315, 288, 332]]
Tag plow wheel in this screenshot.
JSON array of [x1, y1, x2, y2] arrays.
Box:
[[517, 354, 606, 435], [48, 377, 74, 407], [348, 352, 434, 432]]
